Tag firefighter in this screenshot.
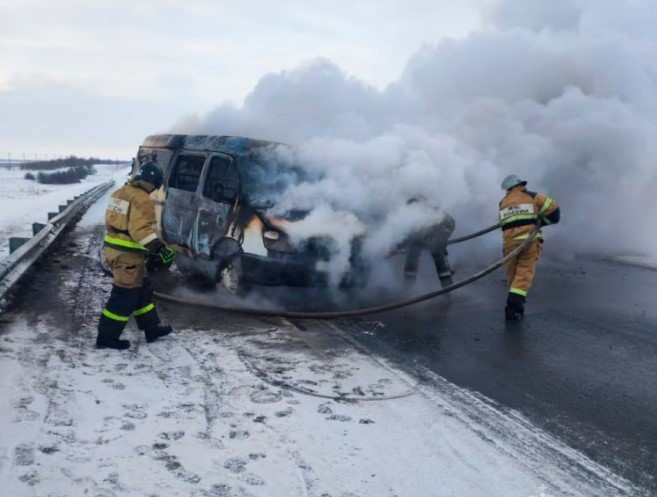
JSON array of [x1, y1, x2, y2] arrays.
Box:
[[499, 174, 560, 321], [96, 162, 176, 350], [403, 197, 455, 288]]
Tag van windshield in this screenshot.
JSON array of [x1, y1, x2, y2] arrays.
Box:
[[240, 150, 309, 208]]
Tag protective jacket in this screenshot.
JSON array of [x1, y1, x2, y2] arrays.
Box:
[[104, 180, 159, 253], [499, 186, 560, 244]]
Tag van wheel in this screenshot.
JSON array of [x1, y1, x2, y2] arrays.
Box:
[[220, 257, 249, 296]]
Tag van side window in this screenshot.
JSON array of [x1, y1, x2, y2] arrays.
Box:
[[204, 156, 240, 203], [169, 154, 205, 192]]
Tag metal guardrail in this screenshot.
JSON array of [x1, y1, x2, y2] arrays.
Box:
[[0, 180, 115, 308]]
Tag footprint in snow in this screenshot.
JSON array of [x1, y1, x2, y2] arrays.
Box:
[[326, 414, 352, 422], [160, 431, 185, 441], [123, 404, 147, 420], [13, 395, 40, 422], [38, 445, 59, 455], [249, 388, 282, 404], [14, 409, 40, 423], [229, 430, 249, 440], [194, 483, 232, 497], [92, 489, 116, 497], [275, 407, 294, 418], [134, 445, 151, 456], [18, 470, 39, 486], [151, 444, 201, 484], [14, 444, 35, 466], [243, 473, 265, 486], [223, 457, 247, 474]]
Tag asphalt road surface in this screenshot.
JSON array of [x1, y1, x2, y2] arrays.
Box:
[[345, 253, 657, 492]]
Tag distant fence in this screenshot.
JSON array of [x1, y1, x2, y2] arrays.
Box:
[[0, 154, 128, 168], [1, 154, 67, 166], [0, 159, 30, 168]]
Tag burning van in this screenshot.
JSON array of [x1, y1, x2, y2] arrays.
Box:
[[133, 134, 370, 293]]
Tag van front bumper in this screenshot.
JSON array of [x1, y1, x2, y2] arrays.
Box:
[[240, 253, 328, 287]]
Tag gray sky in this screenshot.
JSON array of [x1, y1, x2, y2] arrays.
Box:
[[0, 0, 480, 158]]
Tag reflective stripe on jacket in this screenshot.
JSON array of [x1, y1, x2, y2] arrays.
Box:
[[104, 181, 159, 253], [104, 234, 147, 252], [499, 186, 559, 242]]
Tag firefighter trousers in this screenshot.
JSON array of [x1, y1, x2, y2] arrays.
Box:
[[404, 244, 453, 287], [503, 238, 543, 298], [97, 249, 160, 340]]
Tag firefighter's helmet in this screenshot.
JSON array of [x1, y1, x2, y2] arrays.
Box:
[[135, 162, 163, 190], [501, 174, 527, 191]]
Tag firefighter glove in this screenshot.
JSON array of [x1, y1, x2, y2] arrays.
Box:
[[159, 246, 176, 266], [145, 239, 165, 254]]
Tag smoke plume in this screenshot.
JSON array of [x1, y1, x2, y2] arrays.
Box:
[[174, 0, 657, 280]]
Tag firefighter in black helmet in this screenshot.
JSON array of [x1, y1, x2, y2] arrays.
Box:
[[96, 162, 176, 350]]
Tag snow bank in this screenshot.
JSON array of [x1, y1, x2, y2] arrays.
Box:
[[0, 164, 130, 255]]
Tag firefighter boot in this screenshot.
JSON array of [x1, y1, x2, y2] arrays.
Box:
[[432, 250, 454, 288], [505, 293, 525, 322], [136, 310, 173, 343], [96, 335, 131, 350], [145, 324, 173, 343], [134, 304, 172, 343], [96, 316, 130, 350]]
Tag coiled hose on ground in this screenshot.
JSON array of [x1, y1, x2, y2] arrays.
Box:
[[153, 222, 535, 320]]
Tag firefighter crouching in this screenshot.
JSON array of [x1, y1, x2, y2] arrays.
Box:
[[499, 174, 561, 321], [96, 162, 176, 350], [402, 198, 455, 288]]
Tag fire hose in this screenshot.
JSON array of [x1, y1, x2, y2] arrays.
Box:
[[152, 222, 538, 320], [446, 223, 501, 245]]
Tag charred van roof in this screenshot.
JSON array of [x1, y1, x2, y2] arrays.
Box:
[[142, 134, 284, 156]]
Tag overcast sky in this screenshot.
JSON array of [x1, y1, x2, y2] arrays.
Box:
[[0, 0, 481, 158]]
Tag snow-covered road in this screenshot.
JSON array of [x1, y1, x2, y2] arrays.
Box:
[[0, 186, 648, 497]]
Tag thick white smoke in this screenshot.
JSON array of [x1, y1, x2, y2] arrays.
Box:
[[174, 0, 657, 280]]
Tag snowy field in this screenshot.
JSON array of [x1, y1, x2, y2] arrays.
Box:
[[0, 187, 648, 497], [0, 164, 130, 255]]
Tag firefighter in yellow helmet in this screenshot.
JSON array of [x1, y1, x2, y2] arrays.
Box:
[[499, 174, 560, 321], [96, 162, 176, 350]]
